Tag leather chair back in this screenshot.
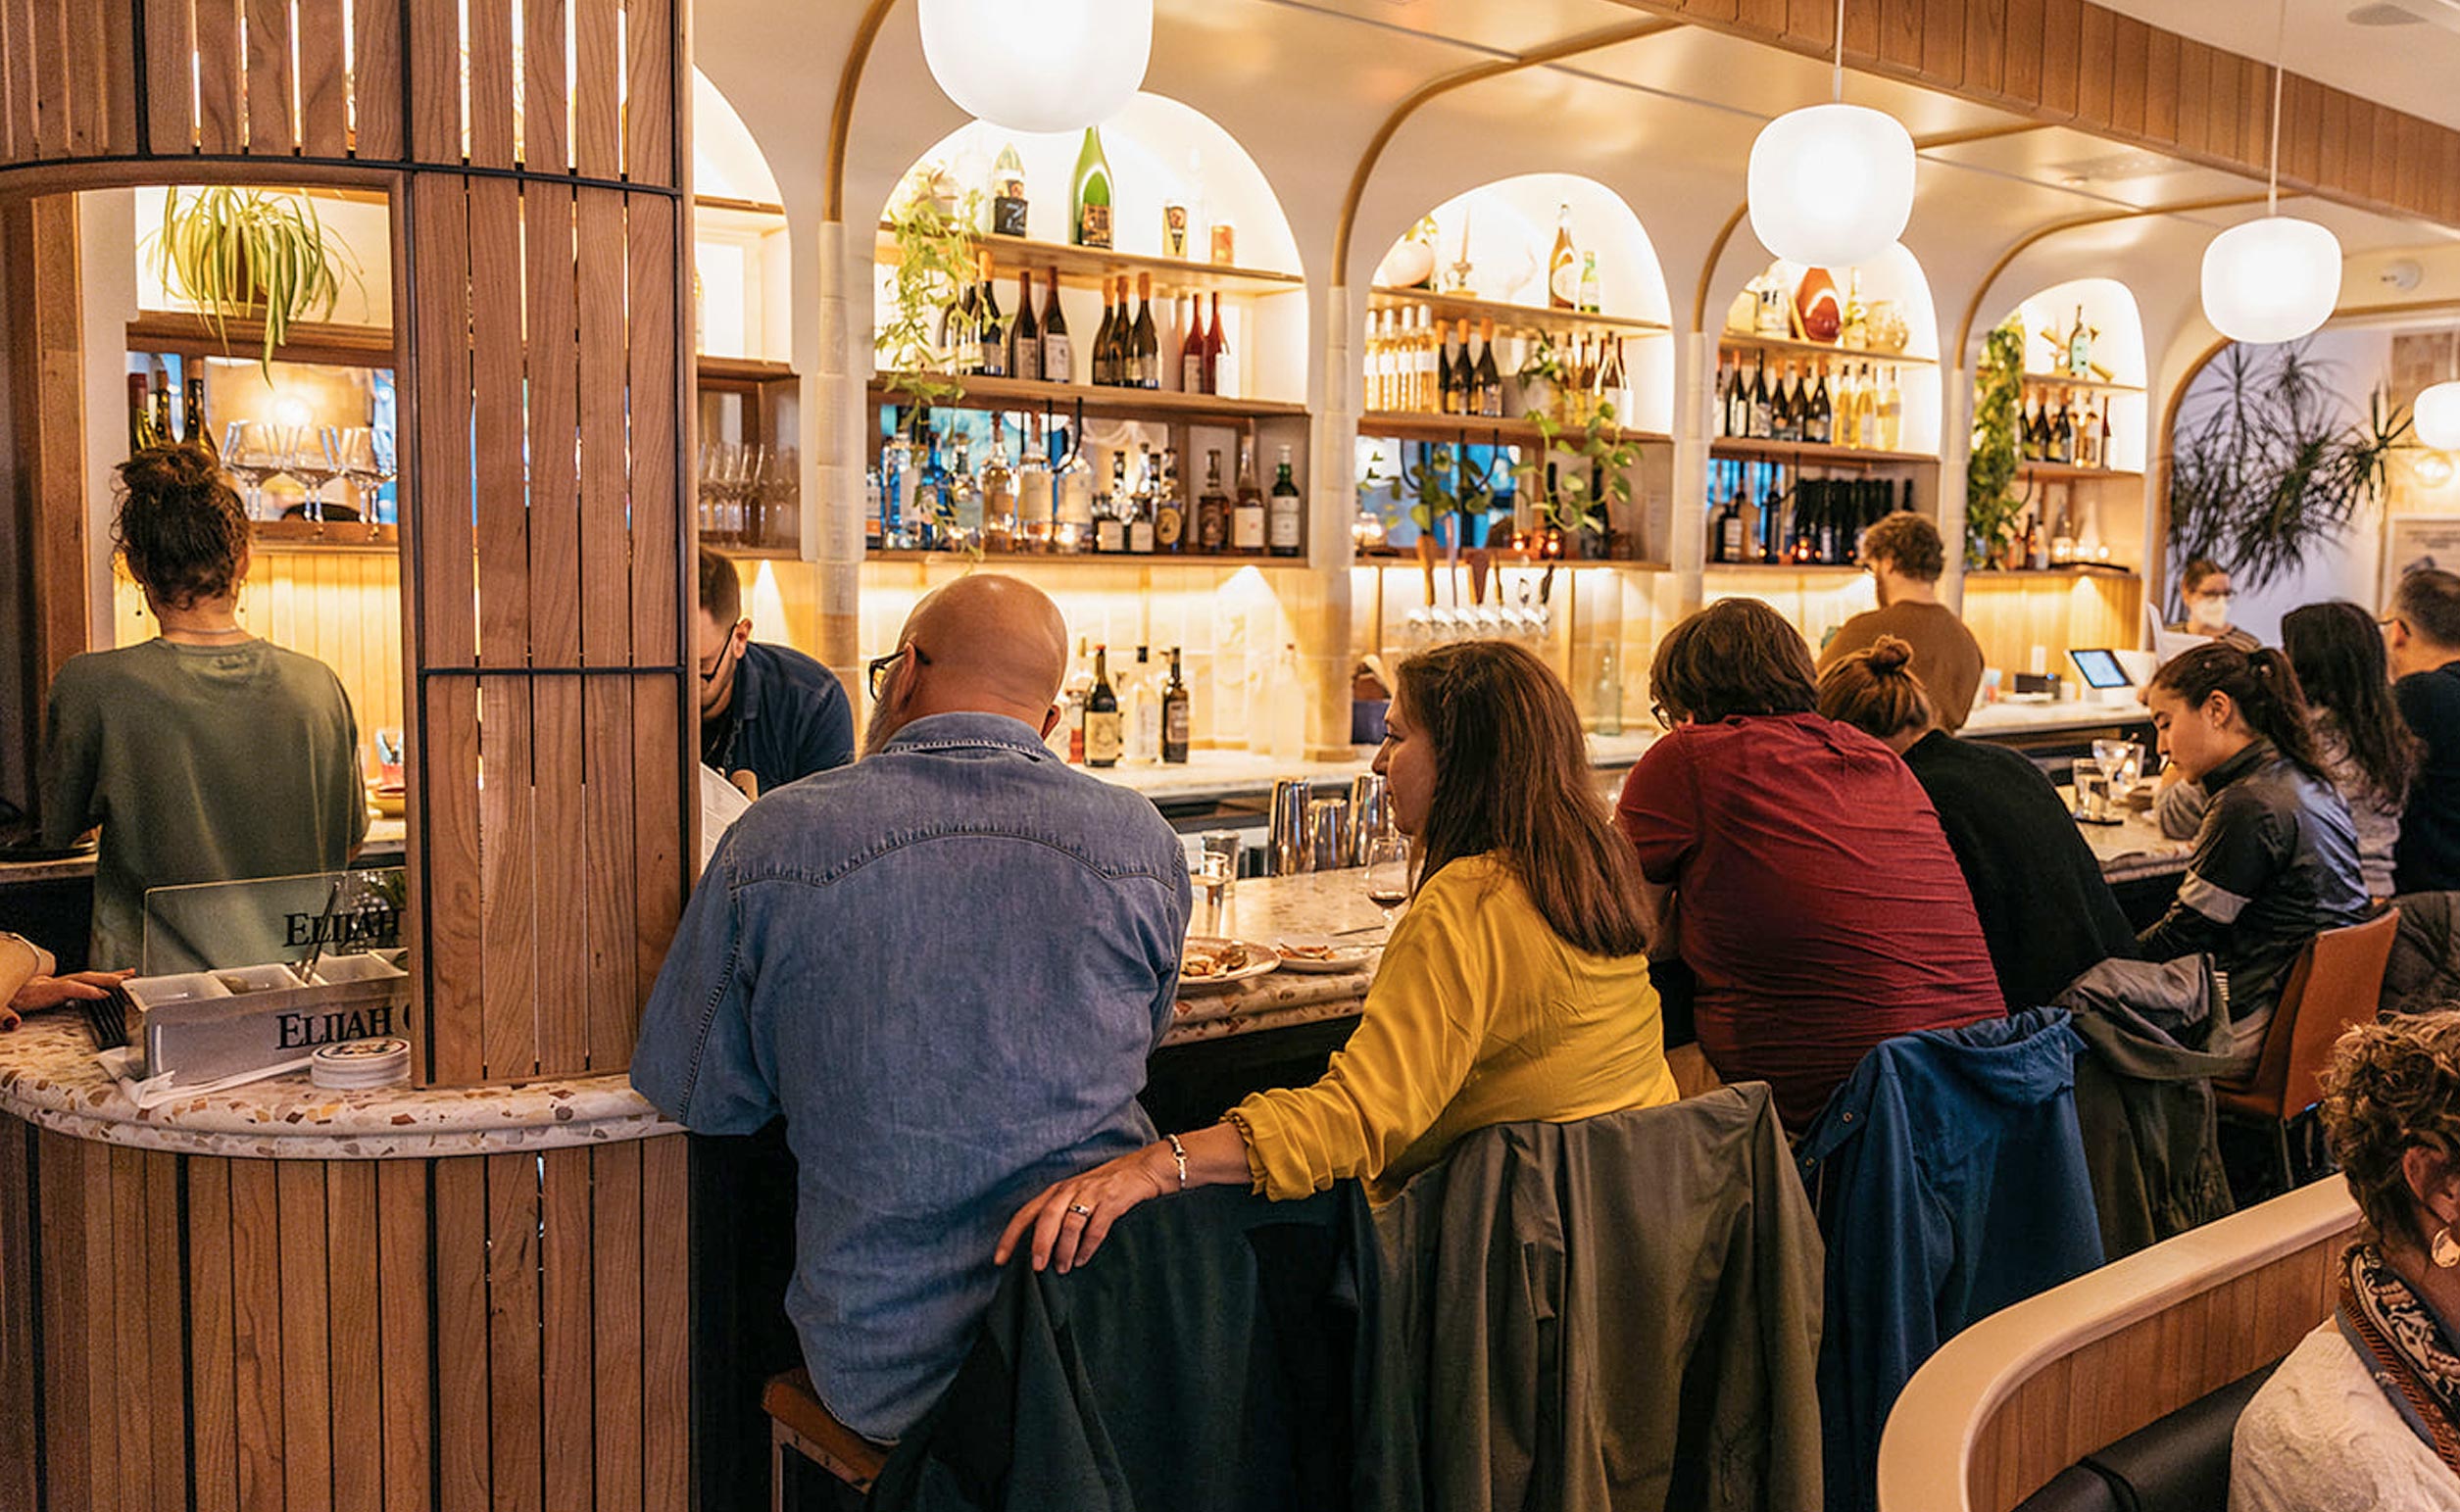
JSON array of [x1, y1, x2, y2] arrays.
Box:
[[2217, 908, 2398, 1121]]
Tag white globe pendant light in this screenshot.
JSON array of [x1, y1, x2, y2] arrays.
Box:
[[1747, 0, 1916, 268], [918, 0, 1152, 135], [2418, 380, 2460, 451], [2199, 0, 2340, 345]]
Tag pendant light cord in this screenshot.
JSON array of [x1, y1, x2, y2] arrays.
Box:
[[2267, 0, 2286, 214], [1833, 0, 1846, 101]]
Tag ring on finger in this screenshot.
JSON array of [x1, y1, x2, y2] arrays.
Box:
[[1065, 1201, 1095, 1218]]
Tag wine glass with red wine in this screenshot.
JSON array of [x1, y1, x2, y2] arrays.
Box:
[[1363, 833, 1410, 929]]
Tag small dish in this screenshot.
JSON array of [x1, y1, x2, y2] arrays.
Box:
[[1178, 937, 1280, 994], [1269, 937, 1377, 973]]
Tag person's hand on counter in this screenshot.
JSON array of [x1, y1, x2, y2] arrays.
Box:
[[11, 969, 130, 1016]]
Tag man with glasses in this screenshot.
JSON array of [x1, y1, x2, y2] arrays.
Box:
[[634, 572, 1190, 1444], [2385, 568, 2460, 893], [697, 545, 853, 800]]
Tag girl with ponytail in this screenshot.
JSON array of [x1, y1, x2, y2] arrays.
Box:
[[2137, 642, 2372, 1060]]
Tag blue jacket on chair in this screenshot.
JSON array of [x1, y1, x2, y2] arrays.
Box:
[[1797, 1006, 2105, 1512]]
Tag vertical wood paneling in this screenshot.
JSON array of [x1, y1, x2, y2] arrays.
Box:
[[76, 1141, 123, 1510], [190, 1157, 240, 1512], [0, 1129, 32, 1512], [2206, 47, 2242, 166], [2172, 41, 2211, 157], [327, 1162, 384, 1512], [1878, 0, 1921, 72], [29, 0, 67, 157], [628, 190, 685, 1009], [479, 677, 540, 1079], [592, 1142, 646, 1512], [106, 1153, 156, 1511], [435, 1158, 492, 1512], [2322, 88, 2352, 199], [376, 1160, 433, 1512], [523, 0, 569, 173], [1734, 0, 1786, 40], [2108, 15, 2147, 140], [1963, 0, 2002, 99], [2373, 103, 2401, 207], [2000, 0, 2042, 107], [577, 187, 637, 1068], [297, 0, 349, 155], [353, 0, 402, 159], [60, 0, 103, 155], [2142, 27, 2178, 148], [142, 0, 194, 152], [0, 0, 17, 163], [642, 1135, 690, 1512], [279, 1161, 336, 1509], [2073, 4, 2110, 124], [2284, 74, 2324, 190], [542, 1150, 597, 1507], [625, 0, 674, 185], [487, 1152, 546, 1512], [35, 1133, 90, 1509], [243, 0, 294, 153], [1919, 0, 1962, 88], [1783, 0, 1831, 51], [2039, 0, 2079, 119], [471, 175, 531, 662], [467, 0, 515, 170], [535, 678, 588, 1067], [407, 0, 459, 163], [98, 0, 136, 152], [230, 1158, 288, 1509], [1840, 0, 1878, 59], [573, 0, 620, 179], [528, 182, 589, 1076], [2239, 59, 2272, 173]]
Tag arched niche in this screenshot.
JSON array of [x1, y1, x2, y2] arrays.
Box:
[[1990, 276, 2149, 474], [1366, 172, 1675, 436], [693, 72, 792, 366], [1715, 244, 1944, 456]]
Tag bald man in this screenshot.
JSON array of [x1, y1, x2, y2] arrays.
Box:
[[633, 574, 1191, 1443]]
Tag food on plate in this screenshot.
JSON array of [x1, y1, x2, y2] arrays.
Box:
[[1275, 941, 1337, 961], [1180, 940, 1251, 978]]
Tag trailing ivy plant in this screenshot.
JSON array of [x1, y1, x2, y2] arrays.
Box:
[[1964, 317, 2028, 570], [149, 186, 363, 379], [2166, 341, 2411, 608], [875, 171, 978, 411], [1517, 397, 1640, 543]]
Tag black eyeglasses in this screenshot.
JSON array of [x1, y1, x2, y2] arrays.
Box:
[[865, 643, 929, 700]]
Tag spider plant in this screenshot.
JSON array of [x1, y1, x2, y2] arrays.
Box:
[[2166, 341, 2411, 610], [149, 186, 363, 379]]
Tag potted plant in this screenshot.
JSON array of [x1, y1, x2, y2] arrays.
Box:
[[875, 166, 979, 412], [1517, 396, 1641, 556], [1964, 317, 2029, 570], [149, 186, 362, 378]]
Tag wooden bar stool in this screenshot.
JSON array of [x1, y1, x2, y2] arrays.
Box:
[[763, 1369, 889, 1510], [2216, 907, 2400, 1194]]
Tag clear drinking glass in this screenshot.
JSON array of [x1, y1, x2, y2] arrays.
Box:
[[1363, 833, 1411, 929], [2091, 739, 2144, 804], [324, 425, 379, 520], [221, 420, 278, 519]]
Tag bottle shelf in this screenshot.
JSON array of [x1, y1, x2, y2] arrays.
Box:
[[1355, 553, 1671, 572], [865, 375, 1304, 424], [697, 355, 796, 384], [1964, 563, 2140, 579], [1356, 411, 1670, 451], [2018, 372, 2142, 396], [128, 314, 394, 369], [865, 549, 1310, 570], [2016, 461, 2142, 482], [710, 544, 803, 560], [1366, 287, 1669, 338], [249, 519, 399, 553], [1709, 437, 1935, 467], [1702, 561, 1865, 575], [1715, 330, 1937, 368], [873, 225, 1305, 299]]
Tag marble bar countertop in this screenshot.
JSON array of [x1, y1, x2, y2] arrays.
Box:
[[0, 1015, 673, 1160], [2066, 795, 2194, 885], [1093, 733, 1657, 806], [0, 816, 410, 886], [1160, 869, 1386, 1047]]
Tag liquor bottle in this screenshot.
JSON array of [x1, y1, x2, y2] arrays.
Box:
[[183, 374, 216, 457], [979, 427, 1017, 551], [1267, 445, 1302, 558], [1203, 291, 1227, 398], [2052, 389, 2075, 464], [1772, 361, 1798, 443], [1041, 268, 1071, 384], [1198, 448, 1232, 553], [1010, 271, 1040, 383], [1723, 355, 1747, 438], [1715, 491, 1744, 563], [973, 252, 1006, 377], [1127, 446, 1157, 554], [1016, 413, 1054, 551], [1155, 447, 1185, 552], [1132, 273, 1159, 389], [1475, 318, 1501, 418], [1098, 451, 1129, 554], [1806, 361, 1833, 446], [127, 371, 154, 453], [1439, 319, 1465, 415], [878, 420, 912, 549], [1071, 126, 1113, 249], [1595, 333, 1626, 418], [912, 415, 949, 550], [1180, 294, 1206, 394], [1763, 479, 1787, 562], [1548, 204, 1578, 310], [1161, 648, 1191, 763], [990, 142, 1028, 237], [1748, 354, 1772, 439], [1232, 440, 1266, 554], [1877, 366, 1902, 452], [1127, 647, 1162, 761], [150, 363, 173, 451], [1057, 636, 1093, 760], [1055, 427, 1095, 552], [949, 436, 984, 546], [1085, 645, 1123, 767], [1578, 252, 1600, 315], [1091, 277, 1116, 387]]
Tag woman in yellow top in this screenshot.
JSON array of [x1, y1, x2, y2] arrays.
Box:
[[999, 639, 1677, 1273]]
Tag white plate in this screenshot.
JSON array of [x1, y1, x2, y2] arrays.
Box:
[[1178, 937, 1280, 994], [1269, 936, 1378, 973]]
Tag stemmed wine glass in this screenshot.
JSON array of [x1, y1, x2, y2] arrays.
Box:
[[2092, 739, 2144, 805], [1363, 833, 1411, 930], [221, 420, 280, 520], [323, 425, 380, 523]]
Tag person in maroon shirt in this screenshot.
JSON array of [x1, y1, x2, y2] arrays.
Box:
[[1617, 598, 2005, 1130]]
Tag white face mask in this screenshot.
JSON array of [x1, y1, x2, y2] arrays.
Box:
[[2188, 593, 2231, 631]]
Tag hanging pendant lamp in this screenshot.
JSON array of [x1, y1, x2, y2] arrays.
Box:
[[1747, 0, 1916, 268], [2417, 339, 2460, 450], [2200, 0, 2339, 344], [918, 0, 1152, 134]]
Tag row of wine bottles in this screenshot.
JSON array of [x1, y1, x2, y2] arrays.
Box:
[[126, 363, 217, 459], [1708, 474, 1916, 566], [1058, 640, 1193, 768], [1715, 351, 1904, 453], [941, 262, 1234, 396]]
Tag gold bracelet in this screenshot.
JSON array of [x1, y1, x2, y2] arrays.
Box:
[[1164, 1133, 1189, 1191]]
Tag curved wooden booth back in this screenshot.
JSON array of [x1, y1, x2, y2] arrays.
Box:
[[1878, 1179, 2363, 1512]]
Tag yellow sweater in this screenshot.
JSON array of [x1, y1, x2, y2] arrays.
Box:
[[1230, 853, 1678, 1202]]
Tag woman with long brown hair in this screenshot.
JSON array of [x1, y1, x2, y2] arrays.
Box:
[[999, 640, 1676, 1271]]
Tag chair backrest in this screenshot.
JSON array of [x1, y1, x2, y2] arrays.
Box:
[[2233, 908, 2400, 1117]]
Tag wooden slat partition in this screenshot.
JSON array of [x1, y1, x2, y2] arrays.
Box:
[[0, 1127, 34, 1512], [242, 0, 294, 154]]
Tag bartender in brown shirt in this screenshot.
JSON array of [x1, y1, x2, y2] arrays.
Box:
[[1817, 511, 1986, 732]]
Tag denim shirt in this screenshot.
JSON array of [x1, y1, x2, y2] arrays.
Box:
[[631, 711, 1191, 1440]]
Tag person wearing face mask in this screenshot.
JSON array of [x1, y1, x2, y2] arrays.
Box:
[[998, 639, 1677, 1275], [2137, 643, 2369, 1065], [696, 545, 853, 800], [2167, 558, 2262, 654]]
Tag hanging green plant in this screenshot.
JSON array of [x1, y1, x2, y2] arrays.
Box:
[[149, 186, 363, 380], [2166, 341, 2410, 606], [1516, 396, 1640, 542], [1965, 317, 2028, 569], [875, 166, 978, 411]]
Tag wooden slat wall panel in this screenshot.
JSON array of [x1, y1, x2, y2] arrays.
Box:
[[643, 1135, 691, 1512], [1963, 0, 2002, 100], [376, 1160, 434, 1512], [0, 0, 17, 163], [106, 1150, 156, 1511], [354, 0, 402, 160], [593, 1141, 647, 1512], [577, 186, 638, 1068], [2173, 40, 2212, 159], [626, 0, 677, 185], [488, 1152, 547, 1512], [28, 0, 66, 158], [524, 0, 570, 175], [328, 1161, 385, 1512], [68, 1140, 120, 1509], [467, 0, 516, 171], [480, 677, 541, 1078], [190, 1157, 241, 1512], [35, 1132, 88, 1508], [298, 0, 349, 156], [407, 0, 459, 163], [435, 1157, 492, 1512], [243, 0, 294, 153], [142, 0, 194, 153], [1783, 0, 1830, 50], [542, 1150, 598, 1506], [527, 182, 589, 1072], [144, 1155, 187, 1499], [1877, 0, 1920, 73], [61, 0, 103, 156], [0, 1128, 33, 1512], [471, 176, 531, 663], [194, 0, 242, 153], [1919, 0, 1962, 89], [280, 1162, 337, 1507], [98, 0, 136, 152], [2000, 0, 2042, 108], [231, 1158, 288, 1509], [628, 189, 685, 1016], [2141, 27, 2177, 149], [1734, 0, 1784, 40], [573, 0, 621, 180]]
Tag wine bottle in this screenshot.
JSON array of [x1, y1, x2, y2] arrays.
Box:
[[990, 142, 1028, 238], [1877, 366, 1902, 452], [1232, 440, 1266, 554], [1161, 648, 1191, 763], [1806, 361, 1833, 446], [973, 251, 1006, 377], [1010, 270, 1040, 383], [1748, 354, 1772, 439], [1203, 291, 1226, 398], [1475, 317, 1501, 418], [1126, 449, 1156, 555], [184, 375, 218, 460], [1071, 126, 1113, 249], [127, 371, 155, 453], [1199, 448, 1231, 553], [1099, 451, 1129, 554], [1132, 272, 1159, 390], [1438, 319, 1464, 415], [1091, 277, 1114, 387], [1085, 644, 1123, 767], [1596, 333, 1627, 417], [1578, 252, 1600, 315], [1016, 413, 1055, 551], [1179, 293, 1205, 394], [1548, 203, 1577, 310], [1267, 445, 1302, 558], [150, 363, 173, 451], [1041, 268, 1072, 384], [1055, 425, 1095, 552], [1127, 647, 1161, 760]]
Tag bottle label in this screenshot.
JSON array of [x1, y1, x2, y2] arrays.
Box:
[[1269, 504, 1301, 550], [1086, 712, 1123, 764], [1199, 502, 1229, 552], [1165, 705, 1190, 747], [1128, 521, 1155, 554], [1019, 476, 1054, 526], [1162, 204, 1189, 259], [1043, 334, 1071, 384], [1182, 355, 1204, 393], [1233, 507, 1266, 551], [1080, 204, 1111, 249], [1156, 505, 1185, 547], [1097, 519, 1125, 553], [1013, 338, 1040, 383], [992, 196, 1028, 238]]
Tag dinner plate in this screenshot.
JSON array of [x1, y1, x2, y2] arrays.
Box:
[[1178, 937, 1280, 993], [1269, 936, 1378, 973]]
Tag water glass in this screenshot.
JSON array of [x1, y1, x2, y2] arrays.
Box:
[[2091, 739, 2144, 803], [1363, 833, 1411, 928]]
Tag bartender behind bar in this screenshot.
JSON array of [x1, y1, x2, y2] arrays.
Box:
[[39, 446, 367, 971], [697, 545, 855, 800]]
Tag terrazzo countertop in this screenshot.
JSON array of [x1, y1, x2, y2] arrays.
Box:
[[0, 1015, 672, 1160], [1162, 869, 1385, 1046]]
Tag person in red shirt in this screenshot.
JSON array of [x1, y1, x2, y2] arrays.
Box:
[[1616, 598, 2005, 1130]]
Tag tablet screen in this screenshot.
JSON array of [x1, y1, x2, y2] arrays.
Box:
[[2069, 648, 2131, 690]]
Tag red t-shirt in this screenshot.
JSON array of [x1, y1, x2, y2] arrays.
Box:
[[1616, 711, 2004, 1130]]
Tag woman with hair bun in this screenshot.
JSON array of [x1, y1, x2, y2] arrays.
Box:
[[40, 444, 367, 969], [2136, 642, 2368, 1063], [1817, 636, 2136, 1009]]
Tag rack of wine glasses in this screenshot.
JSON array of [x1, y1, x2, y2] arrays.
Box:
[[698, 439, 800, 555]]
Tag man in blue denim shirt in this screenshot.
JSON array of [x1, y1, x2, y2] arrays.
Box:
[[633, 574, 1190, 1441]]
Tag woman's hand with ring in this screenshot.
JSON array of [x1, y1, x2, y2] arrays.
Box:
[[994, 1143, 1178, 1274]]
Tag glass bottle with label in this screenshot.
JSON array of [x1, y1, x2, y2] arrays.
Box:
[[1232, 441, 1267, 554], [1097, 451, 1129, 554], [1549, 204, 1578, 310], [1132, 273, 1160, 390], [1040, 268, 1071, 383], [1009, 271, 1040, 383], [1054, 636, 1092, 760], [1267, 446, 1302, 558], [979, 427, 1017, 552], [1055, 426, 1095, 553], [1014, 413, 1054, 552], [1155, 448, 1185, 552], [1084, 645, 1123, 767], [1876, 366, 1902, 452], [1161, 648, 1191, 764], [1198, 449, 1232, 553], [1126, 446, 1156, 554], [1071, 127, 1112, 249], [989, 142, 1028, 237], [1127, 647, 1162, 762]]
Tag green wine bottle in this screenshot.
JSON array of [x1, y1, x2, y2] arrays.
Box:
[[1071, 126, 1113, 250]]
